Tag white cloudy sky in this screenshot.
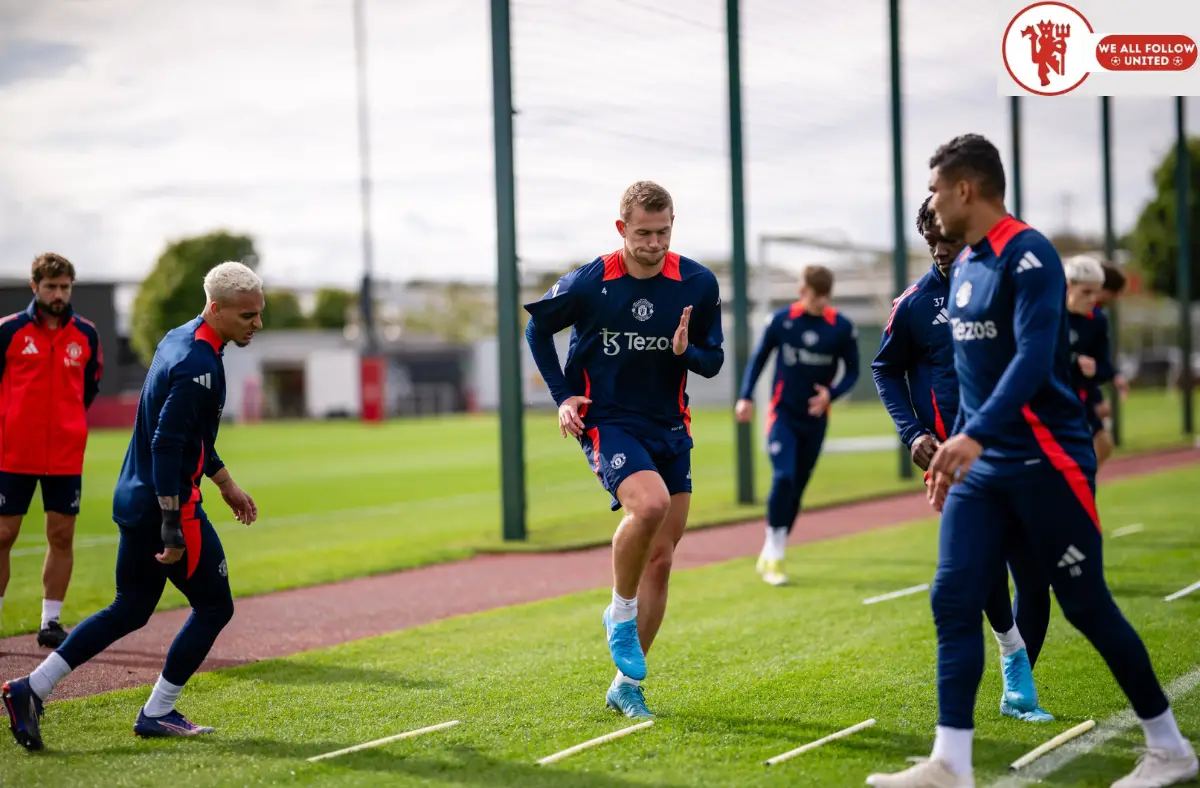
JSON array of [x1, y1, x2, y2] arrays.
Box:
[[1, 0, 1197, 288]]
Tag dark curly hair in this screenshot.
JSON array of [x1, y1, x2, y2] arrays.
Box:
[[916, 195, 936, 235]]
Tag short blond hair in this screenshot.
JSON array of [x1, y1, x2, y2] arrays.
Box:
[[1064, 255, 1104, 286], [203, 261, 262, 305], [620, 180, 673, 222]]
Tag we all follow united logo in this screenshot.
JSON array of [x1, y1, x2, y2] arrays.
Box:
[[1001, 1, 1197, 95]]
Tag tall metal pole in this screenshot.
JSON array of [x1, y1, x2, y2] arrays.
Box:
[[888, 0, 912, 480], [352, 0, 378, 355], [1176, 96, 1194, 435], [726, 0, 754, 504], [1010, 96, 1023, 220], [491, 0, 527, 539], [1100, 97, 1121, 446]]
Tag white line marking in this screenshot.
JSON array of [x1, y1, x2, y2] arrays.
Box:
[[986, 667, 1200, 787], [765, 718, 876, 765], [1165, 580, 1200, 602], [537, 720, 654, 765], [1111, 523, 1145, 538], [306, 719, 460, 762], [1008, 719, 1095, 771], [862, 584, 930, 606]]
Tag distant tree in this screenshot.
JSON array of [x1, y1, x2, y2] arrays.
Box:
[[1128, 136, 1200, 300], [131, 231, 257, 366], [261, 290, 309, 330], [310, 287, 355, 329]]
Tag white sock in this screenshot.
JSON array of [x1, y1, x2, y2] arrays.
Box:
[[41, 599, 63, 629], [993, 625, 1026, 657], [29, 652, 72, 701], [762, 526, 787, 561], [614, 669, 639, 687], [1141, 707, 1190, 755], [931, 725, 974, 776], [143, 675, 185, 718], [772, 527, 788, 560], [610, 590, 637, 624]]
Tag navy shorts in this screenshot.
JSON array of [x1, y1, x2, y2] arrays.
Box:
[[579, 425, 691, 511], [0, 472, 82, 516]]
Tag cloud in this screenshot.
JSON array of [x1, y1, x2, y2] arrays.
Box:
[[0, 0, 1196, 288], [0, 38, 85, 88]]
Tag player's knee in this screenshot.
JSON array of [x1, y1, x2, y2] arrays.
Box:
[[110, 597, 157, 631], [930, 572, 973, 628], [768, 474, 797, 500], [622, 478, 671, 525], [45, 516, 76, 553], [0, 517, 20, 552], [199, 594, 235, 629], [1055, 581, 1117, 632]]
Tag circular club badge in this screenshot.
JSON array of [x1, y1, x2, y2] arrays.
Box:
[[1002, 1, 1094, 96]]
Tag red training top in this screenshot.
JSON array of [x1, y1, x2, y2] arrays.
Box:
[[0, 299, 103, 476]]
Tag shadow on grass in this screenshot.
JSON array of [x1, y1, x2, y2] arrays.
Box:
[[224, 660, 445, 690]]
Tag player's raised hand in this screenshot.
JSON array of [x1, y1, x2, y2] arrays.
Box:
[[927, 433, 983, 484], [910, 434, 939, 471], [807, 384, 831, 417], [558, 395, 591, 438], [734, 398, 754, 423], [1077, 354, 1097, 378], [672, 306, 692, 355]]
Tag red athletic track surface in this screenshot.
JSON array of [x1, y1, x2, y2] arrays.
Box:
[[1, 446, 1195, 702]]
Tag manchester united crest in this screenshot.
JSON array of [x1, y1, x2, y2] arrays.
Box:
[[956, 281, 973, 309], [631, 299, 654, 322], [66, 342, 83, 360]]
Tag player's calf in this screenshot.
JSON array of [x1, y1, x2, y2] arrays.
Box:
[[603, 472, 670, 682]]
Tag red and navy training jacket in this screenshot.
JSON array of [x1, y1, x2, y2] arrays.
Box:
[[948, 215, 1096, 489], [872, 262, 958, 449], [0, 299, 102, 476], [113, 316, 227, 533], [1068, 306, 1115, 407], [523, 250, 724, 449], [739, 302, 860, 429]]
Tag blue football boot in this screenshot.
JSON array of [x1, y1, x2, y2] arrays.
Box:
[[606, 680, 654, 719], [2, 677, 45, 751], [602, 605, 646, 681], [999, 648, 1054, 722], [134, 708, 215, 738]]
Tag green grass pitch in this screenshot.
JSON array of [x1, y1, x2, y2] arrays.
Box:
[[0, 389, 1192, 637], [4, 465, 1198, 786]]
